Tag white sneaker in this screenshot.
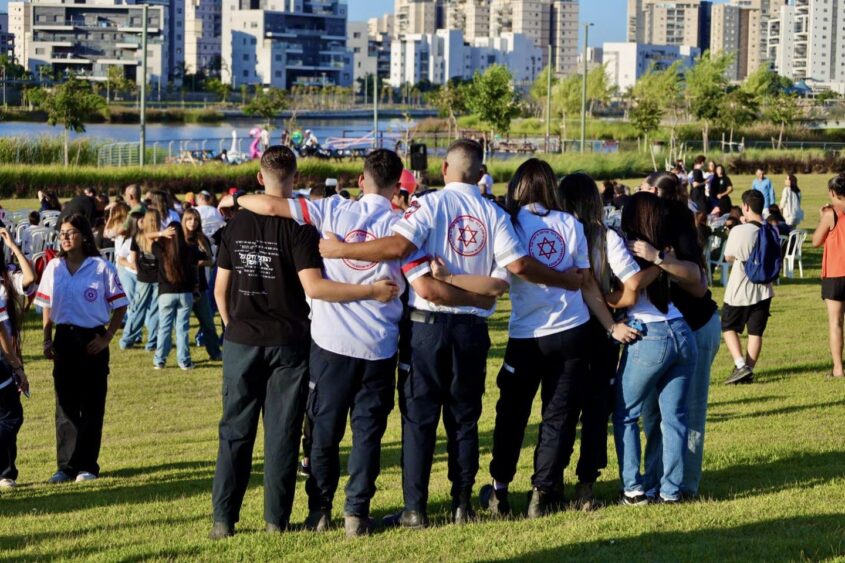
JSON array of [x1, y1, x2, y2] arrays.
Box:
[[0, 478, 16, 489], [75, 471, 97, 482]]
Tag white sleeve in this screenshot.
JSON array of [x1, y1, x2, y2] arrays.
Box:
[[392, 196, 435, 249], [34, 259, 58, 309], [724, 227, 742, 260], [0, 292, 8, 325], [492, 210, 525, 269], [103, 262, 129, 310], [400, 248, 432, 283], [288, 197, 325, 231], [606, 230, 640, 283]]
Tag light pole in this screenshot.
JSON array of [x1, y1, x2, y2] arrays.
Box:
[[580, 22, 592, 154], [545, 46, 552, 153], [373, 74, 379, 149], [139, 4, 148, 167]]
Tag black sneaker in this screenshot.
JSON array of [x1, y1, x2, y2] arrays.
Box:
[[298, 460, 311, 478], [527, 488, 562, 519], [620, 492, 649, 506], [479, 483, 512, 517], [382, 510, 428, 529], [574, 482, 596, 512], [344, 514, 373, 538], [725, 365, 753, 384], [451, 491, 476, 525], [208, 521, 234, 540]]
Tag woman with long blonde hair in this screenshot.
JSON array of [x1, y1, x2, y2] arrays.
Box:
[[181, 208, 220, 361], [118, 209, 164, 351]]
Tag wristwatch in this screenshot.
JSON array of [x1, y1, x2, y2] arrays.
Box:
[[654, 250, 665, 265]]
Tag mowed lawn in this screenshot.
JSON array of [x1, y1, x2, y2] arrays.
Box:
[[1, 174, 844, 561]]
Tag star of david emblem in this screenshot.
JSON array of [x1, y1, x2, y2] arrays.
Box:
[[537, 237, 557, 260], [448, 215, 487, 257], [458, 225, 479, 247]]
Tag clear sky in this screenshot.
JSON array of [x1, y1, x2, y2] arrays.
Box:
[[347, 0, 630, 48]]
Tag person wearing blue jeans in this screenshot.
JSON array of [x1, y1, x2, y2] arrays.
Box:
[[193, 293, 221, 360], [119, 281, 159, 351], [154, 292, 194, 369], [151, 221, 201, 370], [180, 209, 221, 361], [614, 318, 697, 502]]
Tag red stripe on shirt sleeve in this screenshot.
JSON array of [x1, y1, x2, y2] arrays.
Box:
[[107, 293, 126, 303], [299, 198, 312, 225], [401, 255, 431, 274], [36, 292, 51, 302]]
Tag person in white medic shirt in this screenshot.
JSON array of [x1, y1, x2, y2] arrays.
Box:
[[217, 149, 496, 537], [318, 139, 596, 529]]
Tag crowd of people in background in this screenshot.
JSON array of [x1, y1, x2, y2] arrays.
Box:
[[0, 142, 842, 545]]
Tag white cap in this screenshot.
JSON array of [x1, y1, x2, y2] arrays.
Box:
[[325, 178, 338, 188]]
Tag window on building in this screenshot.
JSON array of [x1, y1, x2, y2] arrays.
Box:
[[275, 70, 281, 77], [243, 53, 249, 60], [35, 47, 44, 55], [275, 54, 281, 61], [243, 70, 248, 77], [251, 38, 256, 45]]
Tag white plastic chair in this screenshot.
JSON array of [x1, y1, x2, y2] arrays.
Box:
[[40, 217, 58, 229], [707, 235, 730, 287], [783, 229, 806, 279]]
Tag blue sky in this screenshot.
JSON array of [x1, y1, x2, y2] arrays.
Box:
[[347, 0, 630, 47]]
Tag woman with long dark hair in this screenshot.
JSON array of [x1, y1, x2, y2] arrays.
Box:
[[558, 172, 654, 509], [614, 192, 698, 505], [0, 227, 34, 488], [780, 173, 804, 228], [36, 214, 127, 483], [152, 219, 201, 370], [476, 159, 638, 519], [181, 208, 220, 361], [634, 172, 720, 499]]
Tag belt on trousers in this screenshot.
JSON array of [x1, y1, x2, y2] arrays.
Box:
[[55, 324, 104, 335], [409, 309, 487, 325]]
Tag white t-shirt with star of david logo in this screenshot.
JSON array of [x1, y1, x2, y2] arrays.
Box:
[[288, 193, 406, 361], [508, 204, 591, 338], [393, 182, 525, 317]]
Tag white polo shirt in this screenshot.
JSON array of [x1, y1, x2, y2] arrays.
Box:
[[35, 257, 128, 328], [289, 193, 405, 361], [394, 182, 525, 318], [508, 205, 591, 338], [602, 229, 641, 285]]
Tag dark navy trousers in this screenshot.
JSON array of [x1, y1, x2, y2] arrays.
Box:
[[400, 313, 490, 512], [305, 343, 396, 517]]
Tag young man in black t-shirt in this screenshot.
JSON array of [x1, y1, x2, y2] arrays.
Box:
[[209, 146, 398, 540]]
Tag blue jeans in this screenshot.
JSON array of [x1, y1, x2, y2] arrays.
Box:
[[643, 312, 720, 496], [119, 281, 159, 351], [154, 292, 194, 367], [193, 293, 221, 360], [116, 267, 137, 324], [613, 317, 697, 500]]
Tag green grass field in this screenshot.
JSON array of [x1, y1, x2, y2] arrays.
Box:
[[1, 175, 844, 561]]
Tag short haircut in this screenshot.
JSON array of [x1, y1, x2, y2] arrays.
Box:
[[446, 139, 484, 181], [829, 173, 845, 197], [741, 189, 765, 214], [694, 155, 706, 165], [28, 211, 40, 225], [364, 149, 404, 189], [310, 184, 335, 198], [757, 166, 767, 173], [260, 145, 297, 182], [125, 184, 141, 202]]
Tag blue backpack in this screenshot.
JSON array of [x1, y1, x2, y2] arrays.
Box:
[[744, 221, 782, 284]]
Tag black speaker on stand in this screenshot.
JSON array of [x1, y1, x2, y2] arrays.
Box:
[[410, 143, 428, 172]]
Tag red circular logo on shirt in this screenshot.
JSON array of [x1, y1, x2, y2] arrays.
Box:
[[84, 288, 98, 302], [342, 230, 377, 271], [529, 228, 565, 269], [448, 215, 487, 257]]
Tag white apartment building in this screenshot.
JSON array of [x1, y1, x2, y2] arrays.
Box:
[[222, 0, 353, 88], [767, 0, 845, 87], [711, 0, 785, 80], [602, 41, 700, 91], [368, 13, 394, 37], [184, 0, 221, 76], [9, 0, 168, 86], [349, 20, 377, 84], [627, 0, 711, 50], [389, 28, 542, 86], [445, 0, 489, 41], [393, 0, 441, 38]]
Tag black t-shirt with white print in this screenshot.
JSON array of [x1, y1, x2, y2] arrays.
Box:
[[217, 209, 323, 347]]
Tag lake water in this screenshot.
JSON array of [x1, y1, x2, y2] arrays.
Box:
[[0, 117, 414, 147]]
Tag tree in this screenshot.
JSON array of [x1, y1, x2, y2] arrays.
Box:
[[240, 83, 249, 106], [204, 78, 230, 103], [244, 87, 288, 129], [550, 74, 582, 140], [684, 51, 733, 154], [717, 88, 759, 150], [431, 80, 467, 140], [586, 65, 612, 115], [629, 98, 661, 145], [465, 65, 521, 134], [764, 92, 801, 149], [35, 77, 105, 166], [529, 65, 557, 118]]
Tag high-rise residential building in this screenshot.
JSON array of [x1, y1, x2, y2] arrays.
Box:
[[9, 0, 168, 86], [348, 21, 375, 85], [389, 27, 542, 86], [602, 41, 700, 91], [368, 13, 394, 37], [767, 0, 845, 86], [221, 0, 353, 88], [627, 0, 712, 51], [184, 0, 221, 77], [550, 0, 579, 75], [0, 13, 15, 59], [445, 0, 489, 41], [711, 3, 752, 79], [394, 0, 442, 38]]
